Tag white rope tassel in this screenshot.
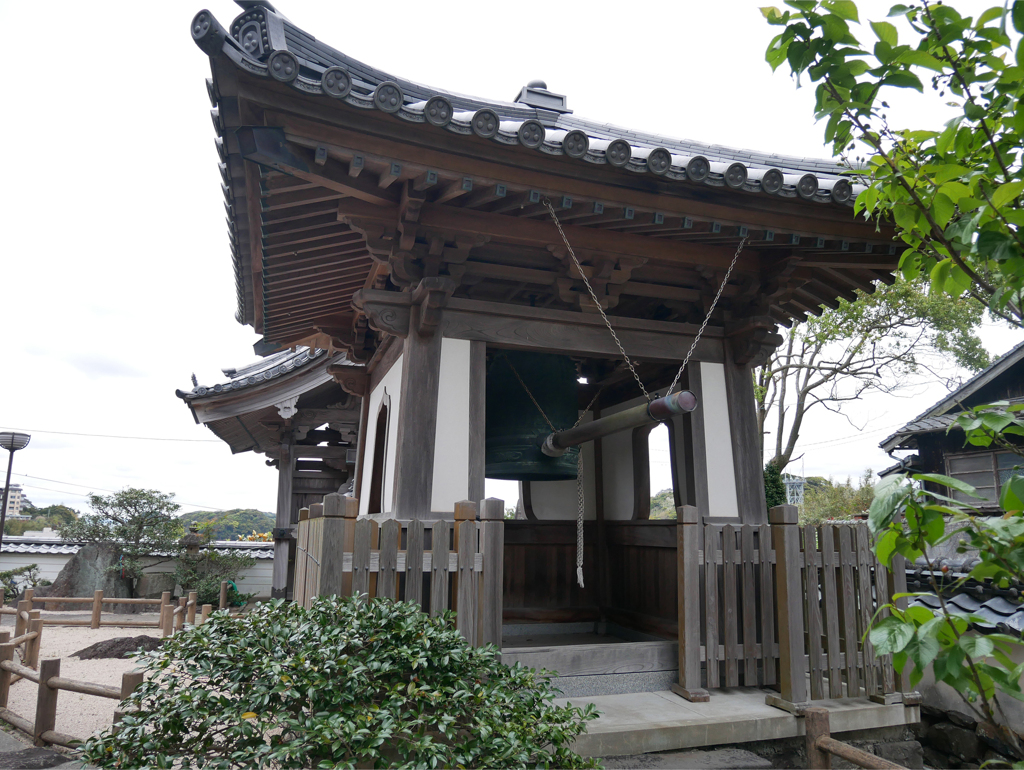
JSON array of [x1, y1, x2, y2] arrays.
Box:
[[576, 448, 585, 588]]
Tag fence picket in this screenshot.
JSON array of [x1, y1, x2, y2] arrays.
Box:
[[854, 525, 879, 698], [804, 525, 825, 700], [352, 519, 374, 597], [741, 526, 758, 686], [838, 526, 859, 696], [430, 520, 450, 617], [874, 554, 896, 694], [758, 523, 776, 686], [704, 524, 720, 689], [405, 521, 425, 607], [821, 525, 843, 698], [378, 520, 401, 600], [722, 524, 739, 687], [456, 521, 478, 645]]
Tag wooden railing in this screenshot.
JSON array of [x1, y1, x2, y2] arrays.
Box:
[[805, 707, 906, 769], [293, 495, 504, 647]]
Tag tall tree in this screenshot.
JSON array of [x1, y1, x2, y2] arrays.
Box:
[[762, 0, 1024, 326], [59, 488, 184, 597], [756, 277, 989, 470]]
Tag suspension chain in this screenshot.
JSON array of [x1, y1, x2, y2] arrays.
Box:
[[543, 199, 652, 404], [666, 235, 747, 395]]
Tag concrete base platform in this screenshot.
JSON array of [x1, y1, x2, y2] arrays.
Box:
[[559, 687, 921, 758]]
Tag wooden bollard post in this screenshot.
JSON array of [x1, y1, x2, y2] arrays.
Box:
[[672, 504, 709, 703], [200, 604, 212, 624], [768, 505, 809, 713], [91, 590, 103, 629], [33, 658, 60, 746], [113, 669, 145, 729], [186, 592, 197, 625], [24, 588, 34, 609], [219, 581, 228, 611], [14, 600, 29, 640], [160, 604, 172, 638], [805, 707, 832, 769], [0, 641, 14, 708], [26, 614, 43, 669], [478, 498, 505, 648], [175, 597, 186, 632]]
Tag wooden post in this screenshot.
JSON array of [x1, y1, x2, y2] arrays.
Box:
[[160, 591, 171, 616], [454, 502, 477, 643], [320, 493, 358, 598], [26, 614, 42, 669], [219, 582, 228, 611], [805, 707, 832, 769], [272, 433, 295, 599], [24, 588, 34, 607], [478, 498, 504, 648], [14, 600, 28, 639], [160, 603, 173, 638], [0, 641, 14, 708], [33, 658, 59, 746], [175, 597, 186, 632], [113, 669, 145, 728], [672, 505, 709, 702], [200, 604, 212, 624], [467, 340, 487, 504], [91, 590, 103, 629], [452, 501, 476, 615], [766, 504, 809, 713], [391, 300, 446, 519], [187, 592, 197, 625]]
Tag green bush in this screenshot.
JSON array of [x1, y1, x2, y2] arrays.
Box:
[[763, 461, 786, 511], [174, 550, 256, 606], [83, 595, 599, 769]]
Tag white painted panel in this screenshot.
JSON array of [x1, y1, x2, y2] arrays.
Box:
[[601, 396, 647, 521], [700, 362, 740, 519], [358, 354, 404, 517], [528, 412, 596, 520], [0, 553, 70, 584], [431, 339, 471, 512]]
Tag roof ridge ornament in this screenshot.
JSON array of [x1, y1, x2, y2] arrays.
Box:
[[514, 81, 572, 114]]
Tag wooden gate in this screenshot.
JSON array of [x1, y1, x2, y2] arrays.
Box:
[[293, 494, 504, 647], [676, 505, 908, 707]]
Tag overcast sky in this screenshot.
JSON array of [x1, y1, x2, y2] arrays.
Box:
[[1, 0, 1019, 516]]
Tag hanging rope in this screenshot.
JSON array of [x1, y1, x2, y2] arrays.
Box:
[[540, 200, 748, 589]]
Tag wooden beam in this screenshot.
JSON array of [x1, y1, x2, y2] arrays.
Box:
[[338, 198, 761, 271]]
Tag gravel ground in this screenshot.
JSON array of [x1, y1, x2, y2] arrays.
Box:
[[3, 613, 161, 742]]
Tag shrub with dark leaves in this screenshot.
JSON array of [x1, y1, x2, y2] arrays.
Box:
[[83, 595, 599, 769]]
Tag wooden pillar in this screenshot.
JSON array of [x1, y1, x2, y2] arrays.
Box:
[[766, 504, 809, 713], [34, 658, 59, 746], [478, 498, 504, 649], [672, 504, 709, 702], [723, 347, 768, 524], [593, 411, 610, 630], [272, 434, 295, 599], [686, 364, 711, 519], [392, 305, 444, 519], [467, 340, 487, 504], [319, 493, 358, 598]]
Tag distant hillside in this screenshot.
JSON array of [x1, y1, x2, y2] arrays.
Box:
[[182, 509, 275, 540], [650, 489, 675, 520]]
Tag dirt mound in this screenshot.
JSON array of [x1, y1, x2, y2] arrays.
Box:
[[72, 635, 162, 660]]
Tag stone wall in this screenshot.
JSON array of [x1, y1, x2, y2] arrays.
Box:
[[912, 703, 1021, 769]]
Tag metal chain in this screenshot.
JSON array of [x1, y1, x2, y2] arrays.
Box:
[[543, 199, 652, 404], [666, 235, 748, 395]]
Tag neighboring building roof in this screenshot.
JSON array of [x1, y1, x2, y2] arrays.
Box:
[[911, 593, 1024, 636], [880, 339, 1024, 452], [0, 538, 275, 560]]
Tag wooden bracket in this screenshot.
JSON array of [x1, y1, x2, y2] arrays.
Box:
[[764, 693, 811, 715], [670, 683, 710, 703], [328, 365, 367, 397], [726, 316, 783, 367]]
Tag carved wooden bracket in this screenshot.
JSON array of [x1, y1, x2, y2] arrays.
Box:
[[726, 316, 783, 367], [328, 364, 367, 397], [353, 277, 456, 339]]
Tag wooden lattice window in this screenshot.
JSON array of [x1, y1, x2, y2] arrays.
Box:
[[945, 451, 1023, 504]]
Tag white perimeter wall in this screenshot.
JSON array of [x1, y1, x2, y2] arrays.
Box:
[[698, 362, 740, 519], [521, 412, 597, 520], [358, 352, 404, 517], [431, 338, 471, 512]]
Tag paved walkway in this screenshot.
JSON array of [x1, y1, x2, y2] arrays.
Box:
[[560, 687, 920, 757], [0, 728, 78, 769]]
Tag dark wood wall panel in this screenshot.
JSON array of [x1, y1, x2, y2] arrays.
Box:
[[604, 522, 678, 639]]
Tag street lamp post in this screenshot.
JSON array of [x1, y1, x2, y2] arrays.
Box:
[[0, 432, 31, 550]]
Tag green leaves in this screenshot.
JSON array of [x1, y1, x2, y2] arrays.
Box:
[[870, 19, 898, 46], [869, 615, 914, 654]]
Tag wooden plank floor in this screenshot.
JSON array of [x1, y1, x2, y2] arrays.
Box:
[[558, 687, 920, 758]]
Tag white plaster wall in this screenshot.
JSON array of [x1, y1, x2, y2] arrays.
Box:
[[140, 557, 273, 599], [699, 362, 740, 519], [601, 396, 647, 521], [523, 413, 597, 520], [358, 353, 404, 517], [431, 338, 471, 512], [0, 553, 69, 584]]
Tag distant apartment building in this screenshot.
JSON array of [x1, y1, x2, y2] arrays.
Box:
[[2, 484, 31, 518]]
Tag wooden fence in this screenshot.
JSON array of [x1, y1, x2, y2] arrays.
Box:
[[293, 494, 504, 647], [676, 505, 908, 708]]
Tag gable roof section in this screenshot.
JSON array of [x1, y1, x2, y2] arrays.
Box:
[[880, 338, 1024, 452]]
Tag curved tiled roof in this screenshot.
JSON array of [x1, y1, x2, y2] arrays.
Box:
[[911, 593, 1024, 636], [1, 538, 274, 560], [177, 347, 327, 401], [191, 5, 856, 206]]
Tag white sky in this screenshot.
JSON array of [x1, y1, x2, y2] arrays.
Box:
[[1, 0, 1019, 516]]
